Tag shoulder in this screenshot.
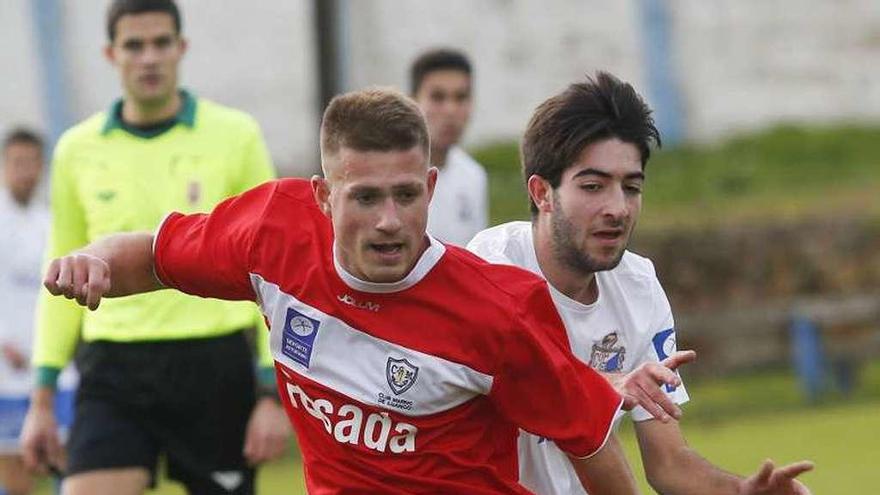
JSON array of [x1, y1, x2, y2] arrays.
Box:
[[466, 221, 532, 265], [194, 98, 262, 136], [54, 112, 109, 156], [442, 244, 551, 313], [448, 147, 488, 180], [610, 250, 659, 281], [600, 250, 669, 310]]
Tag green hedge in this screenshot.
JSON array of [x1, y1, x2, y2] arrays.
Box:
[[470, 124, 880, 229]]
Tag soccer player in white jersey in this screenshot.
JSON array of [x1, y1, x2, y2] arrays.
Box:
[[412, 48, 489, 245], [0, 129, 75, 494], [37, 88, 641, 494], [468, 72, 814, 495]]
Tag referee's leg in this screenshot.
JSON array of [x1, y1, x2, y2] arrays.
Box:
[[62, 468, 150, 495]]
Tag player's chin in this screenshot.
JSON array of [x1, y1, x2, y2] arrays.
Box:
[[363, 265, 409, 283]]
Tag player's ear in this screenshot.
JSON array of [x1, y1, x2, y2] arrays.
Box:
[[527, 174, 554, 214], [103, 43, 115, 65], [311, 175, 332, 217], [176, 36, 188, 59], [426, 166, 438, 204]]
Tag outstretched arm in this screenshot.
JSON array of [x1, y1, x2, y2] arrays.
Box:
[[636, 419, 813, 494], [43, 232, 161, 310]]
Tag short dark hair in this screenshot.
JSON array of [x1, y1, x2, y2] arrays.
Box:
[[3, 127, 44, 153], [521, 71, 661, 214], [321, 87, 430, 159], [409, 48, 472, 95], [106, 0, 182, 42]]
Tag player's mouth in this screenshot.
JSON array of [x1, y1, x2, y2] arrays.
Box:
[[139, 73, 163, 88], [592, 228, 625, 245], [369, 242, 406, 262]]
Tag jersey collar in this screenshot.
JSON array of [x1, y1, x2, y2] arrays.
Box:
[[332, 235, 446, 293], [101, 88, 197, 137]]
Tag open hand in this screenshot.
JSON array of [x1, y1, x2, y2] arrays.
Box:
[[740, 459, 813, 494], [604, 350, 696, 422]]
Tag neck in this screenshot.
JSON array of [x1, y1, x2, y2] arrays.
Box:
[[430, 146, 450, 169], [532, 221, 599, 305], [121, 90, 181, 126]]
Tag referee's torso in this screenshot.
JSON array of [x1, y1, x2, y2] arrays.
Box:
[[45, 90, 275, 344]]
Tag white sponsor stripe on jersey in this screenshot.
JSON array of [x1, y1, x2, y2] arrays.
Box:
[[251, 274, 494, 417]]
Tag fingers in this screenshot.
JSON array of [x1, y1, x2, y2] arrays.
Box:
[[85, 261, 111, 310], [661, 350, 697, 371], [44, 429, 63, 470], [243, 428, 287, 465], [43, 254, 110, 310], [753, 459, 775, 485], [773, 460, 814, 481], [635, 380, 679, 422], [43, 259, 62, 295]]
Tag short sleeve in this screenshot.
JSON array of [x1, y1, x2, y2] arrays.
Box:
[[489, 282, 623, 458], [630, 274, 690, 422], [154, 181, 278, 301]]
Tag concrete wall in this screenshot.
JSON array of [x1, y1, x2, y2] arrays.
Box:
[[672, 0, 880, 141], [2, 0, 878, 175], [2, 0, 318, 175]]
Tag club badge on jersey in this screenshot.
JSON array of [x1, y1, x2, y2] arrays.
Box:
[[589, 332, 627, 372], [386, 358, 419, 395], [283, 308, 320, 368]]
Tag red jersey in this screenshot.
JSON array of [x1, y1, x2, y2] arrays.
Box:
[[154, 179, 622, 494]]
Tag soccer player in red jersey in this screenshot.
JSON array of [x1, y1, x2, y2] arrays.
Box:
[[41, 88, 639, 494]]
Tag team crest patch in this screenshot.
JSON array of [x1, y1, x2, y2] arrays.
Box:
[[282, 308, 320, 368], [386, 357, 419, 395], [589, 332, 626, 372]]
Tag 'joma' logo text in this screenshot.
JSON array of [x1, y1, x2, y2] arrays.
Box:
[[337, 294, 380, 312]]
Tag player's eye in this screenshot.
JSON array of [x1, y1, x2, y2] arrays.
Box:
[[122, 40, 144, 52], [395, 190, 418, 204], [154, 36, 174, 49], [354, 192, 379, 205], [580, 183, 602, 192], [624, 183, 643, 195]]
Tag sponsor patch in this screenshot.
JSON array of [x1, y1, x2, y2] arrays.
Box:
[[652, 328, 678, 392], [282, 308, 320, 368]]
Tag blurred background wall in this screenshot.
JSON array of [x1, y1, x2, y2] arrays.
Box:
[[2, 0, 878, 175]]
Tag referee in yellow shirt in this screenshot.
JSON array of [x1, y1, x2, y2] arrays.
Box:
[[20, 2, 290, 494]]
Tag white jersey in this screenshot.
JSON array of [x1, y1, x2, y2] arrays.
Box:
[[427, 146, 488, 246], [467, 221, 689, 495], [0, 191, 49, 395]]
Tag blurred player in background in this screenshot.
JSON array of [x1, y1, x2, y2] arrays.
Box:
[[19, 1, 289, 494], [0, 128, 75, 495], [38, 87, 641, 494], [469, 72, 813, 495], [411, 48, 488, 245]]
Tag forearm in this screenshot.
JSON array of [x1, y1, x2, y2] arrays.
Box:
[[29, 386, 55, 410], [78, 232, 162, 297], [570, 435, 640, 495], [647, 445, 742, 495]]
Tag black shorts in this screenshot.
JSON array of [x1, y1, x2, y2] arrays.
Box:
[[67, 331, 257, 494]]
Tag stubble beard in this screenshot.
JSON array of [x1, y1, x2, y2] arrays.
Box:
[[550, 198, 627, 277]]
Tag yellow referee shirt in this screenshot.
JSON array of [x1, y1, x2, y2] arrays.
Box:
[[34, 90, 276, 387]]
